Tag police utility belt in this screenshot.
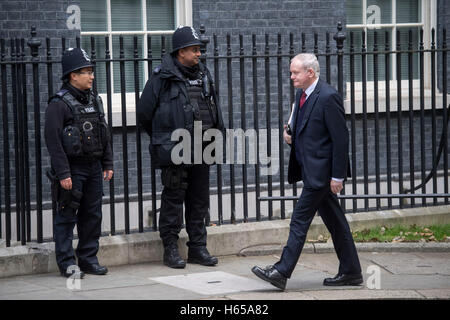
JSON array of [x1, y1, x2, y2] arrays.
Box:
[[46, 168, 83, 218], [55, 89, 110, 162]]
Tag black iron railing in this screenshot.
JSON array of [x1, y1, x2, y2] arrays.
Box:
[[0, 23, 449, 247]]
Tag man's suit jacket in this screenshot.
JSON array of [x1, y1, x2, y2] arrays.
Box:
[[287, 79, 351, 189]]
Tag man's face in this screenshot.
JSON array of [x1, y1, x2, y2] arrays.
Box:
[[178, 45, 201, 67], [70, 67, 94, 91], [290, 60, 315, 90]]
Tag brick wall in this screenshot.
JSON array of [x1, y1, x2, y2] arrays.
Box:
[[193, 0, 346, 83], [0, 0, 78, 40]]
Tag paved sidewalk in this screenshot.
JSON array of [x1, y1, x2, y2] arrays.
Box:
[[1, 250, 449, 300]]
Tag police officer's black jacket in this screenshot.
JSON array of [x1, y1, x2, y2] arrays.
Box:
[[136, 54, 225, 168], [45, 83, 114, 180]]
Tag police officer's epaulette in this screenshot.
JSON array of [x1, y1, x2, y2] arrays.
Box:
[[48, 89, 69, 103], [153, 65, 162, 74]]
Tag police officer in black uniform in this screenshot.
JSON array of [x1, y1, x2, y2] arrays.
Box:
[[137, 26, 225, 269], [44, 48, 113, 278]]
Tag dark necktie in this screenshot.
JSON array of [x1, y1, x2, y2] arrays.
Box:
[[299, 91, 307, 108], [295, 91, 308, 165]]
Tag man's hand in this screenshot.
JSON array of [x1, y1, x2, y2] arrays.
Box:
[[60, 177, 72, 190], [283, 124, 292, 145], [330, 179, 343, 194], [103, 170, 114, 181]]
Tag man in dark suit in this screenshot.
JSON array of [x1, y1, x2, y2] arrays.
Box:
[[251, 53, 362, 290]]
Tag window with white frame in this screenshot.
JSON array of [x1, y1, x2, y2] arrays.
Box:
[[78, 0, 192, 121], [345, 0, 436, 85]]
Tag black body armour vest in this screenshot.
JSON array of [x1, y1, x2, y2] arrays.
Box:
[[55, 90, 109, 161], [186, 77, 217, 131]]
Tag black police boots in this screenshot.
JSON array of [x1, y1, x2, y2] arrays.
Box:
[[163, 244, 186, 269], [187, 247, 218, 266], [80, 263, 108, 275]]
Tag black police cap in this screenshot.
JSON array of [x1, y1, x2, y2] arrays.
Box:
[[61, 48, 95, 80], [171, 26, 203, 54]]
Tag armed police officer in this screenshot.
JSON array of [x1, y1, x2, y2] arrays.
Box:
[[44, 48, 113, 278], [137, 26, 225, 269]]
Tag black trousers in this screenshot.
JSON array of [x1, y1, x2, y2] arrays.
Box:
[[53, 161, 103, 271], [159, 164, 209, 248], [274, 186, 361, 278]]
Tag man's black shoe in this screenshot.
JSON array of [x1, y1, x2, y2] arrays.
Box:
[[323, 273, 363, 286], [164, 245, 186, 269], [79, 263, 108, 275], [251, 265, 287, 290], [187, 247, 218, 266], [60, 266, 85, 279]]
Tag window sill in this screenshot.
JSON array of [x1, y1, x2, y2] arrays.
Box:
[[100, 93, 138, 127], [344, 90, 449, 114], [100, 90, 449, 128]]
